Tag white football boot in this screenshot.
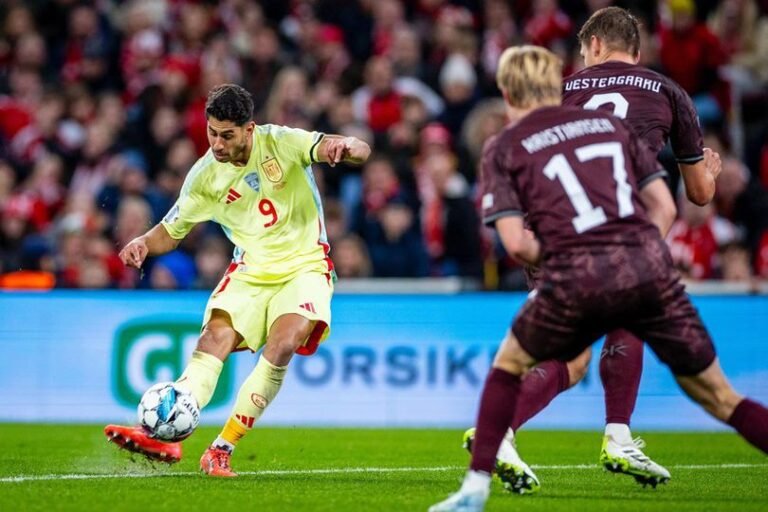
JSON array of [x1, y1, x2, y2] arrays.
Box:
[[428, 489, 488, 512], [462, 427, 541, 494], [600, 435, 671, 487]]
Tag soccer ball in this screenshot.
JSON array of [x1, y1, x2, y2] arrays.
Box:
[[137, 382, 200, 442]]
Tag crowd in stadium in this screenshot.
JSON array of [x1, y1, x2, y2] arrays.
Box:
[[1, 0, 767, 290]]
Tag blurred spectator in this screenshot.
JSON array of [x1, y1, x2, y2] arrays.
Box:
[[714, 155, 768, 258], [437, 53, 478, 137], [352, 156, 427, 277], [0, 194, 34, 274], [459, 98, 508, 177], [311, 25, 351, 83], [19, 154, 67, 229], [351, 56, 443, 134], [367, 198, 429, 278], [241, 26, 284, 112], [756, 231, 768, 278], [69, 121, 117, 199], [145, 106, 184, 176], [113, 194, 152, 254], [0, 159, 15, 205], [708, 0, 768, 87], [524, 0, 573, 50], [426, 5, 477, 87], [61, 4, 115, 90], [480, 0, 518, 88], [390, 26, 426, 81], [720, 242, 754, 282], [333, 234, 373, 279], [150, 250, 197, 290], [9, 90, 59, 167], [193, 236, 232, 290], [658, 0, 730, 124], [371, 0, 407, 57], [667, 193, 741, 279], [421, 151, 483, 278], [97, 149, 167, 225], [262, 66, 314, 127], [323, 198, 348, 246]]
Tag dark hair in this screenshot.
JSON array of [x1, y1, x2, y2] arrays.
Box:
[[205, 84, 254, 125], [577, 7, 641, 58]]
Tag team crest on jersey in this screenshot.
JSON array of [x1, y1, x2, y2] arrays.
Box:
[[262, 157, 283, 182], [244, 172, 260, 192]]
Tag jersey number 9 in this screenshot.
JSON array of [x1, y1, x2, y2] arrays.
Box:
[[259, 199, 278, 227]]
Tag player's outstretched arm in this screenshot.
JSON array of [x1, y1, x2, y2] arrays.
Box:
[[496, 216, 542, 267], [638, 179, 677, 238], [118, 224, 181, 269], [317, 135, 371, 167], [678, 148, 721, 206]]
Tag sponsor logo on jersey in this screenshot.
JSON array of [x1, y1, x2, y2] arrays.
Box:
[[262, 157, 283, 182], [244, 172, 260, 192]]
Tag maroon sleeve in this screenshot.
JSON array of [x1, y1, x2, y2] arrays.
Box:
[[623, 119, 668, 189], [668, 80, 704, 164], [479, 135, 523, 227]]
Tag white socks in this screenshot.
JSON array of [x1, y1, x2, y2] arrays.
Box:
[[605, 423, 633, 445], [460, 470, 491, 496]]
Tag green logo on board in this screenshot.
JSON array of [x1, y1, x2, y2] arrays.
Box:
[[112, 317, 233, 409]]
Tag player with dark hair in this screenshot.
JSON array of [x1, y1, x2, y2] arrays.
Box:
[[462, 6, 723, 491], [429, 45, 767, 512], [104, 83, 371, 476]]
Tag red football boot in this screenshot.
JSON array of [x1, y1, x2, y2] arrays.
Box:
[[104, 425, 182, 464], [200, 446, 238, 477]]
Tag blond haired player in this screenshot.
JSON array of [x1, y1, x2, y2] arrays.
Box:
[[105, 83, 370, 476]]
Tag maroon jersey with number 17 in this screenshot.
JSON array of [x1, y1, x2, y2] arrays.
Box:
[[481, 105, 665, 259]]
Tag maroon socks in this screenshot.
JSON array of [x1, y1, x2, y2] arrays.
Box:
[[510, 360, 570, 431], [600, 330, 644, 425], [470, 368, 523, 473], [727, 398, 768, 454]]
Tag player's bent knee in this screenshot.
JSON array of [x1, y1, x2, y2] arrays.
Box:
[[494, 332, 536, 376], [198, 313, 240, 359]]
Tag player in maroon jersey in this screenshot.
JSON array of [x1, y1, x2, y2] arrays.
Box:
[[463, 7, 724, 490], [430, 45, 767, 512]]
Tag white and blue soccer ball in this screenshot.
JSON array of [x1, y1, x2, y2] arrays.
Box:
[[137, 382, 200, 442]]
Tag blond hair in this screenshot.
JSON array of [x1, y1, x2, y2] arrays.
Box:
[[496, 45, 562, 109]]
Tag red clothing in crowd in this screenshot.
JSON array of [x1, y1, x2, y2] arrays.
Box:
[[659, 23, 727, 93], [756, 231, 768, 278], [367, 91, 402, 133], [667, 216, 738, 279], [523, 9, 572, 47]]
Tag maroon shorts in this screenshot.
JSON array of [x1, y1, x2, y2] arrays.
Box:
[[511, 244, 716, 376]]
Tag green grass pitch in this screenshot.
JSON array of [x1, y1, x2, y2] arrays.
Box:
[[1, 425, 766, 511]]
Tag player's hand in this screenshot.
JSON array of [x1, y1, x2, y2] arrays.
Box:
[[325, 137, 370, 167], [119, 237, 149, 268], [703, 147, 722, 181]]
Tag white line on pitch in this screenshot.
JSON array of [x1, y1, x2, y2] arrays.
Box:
[[2, 463, 767, 484]]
